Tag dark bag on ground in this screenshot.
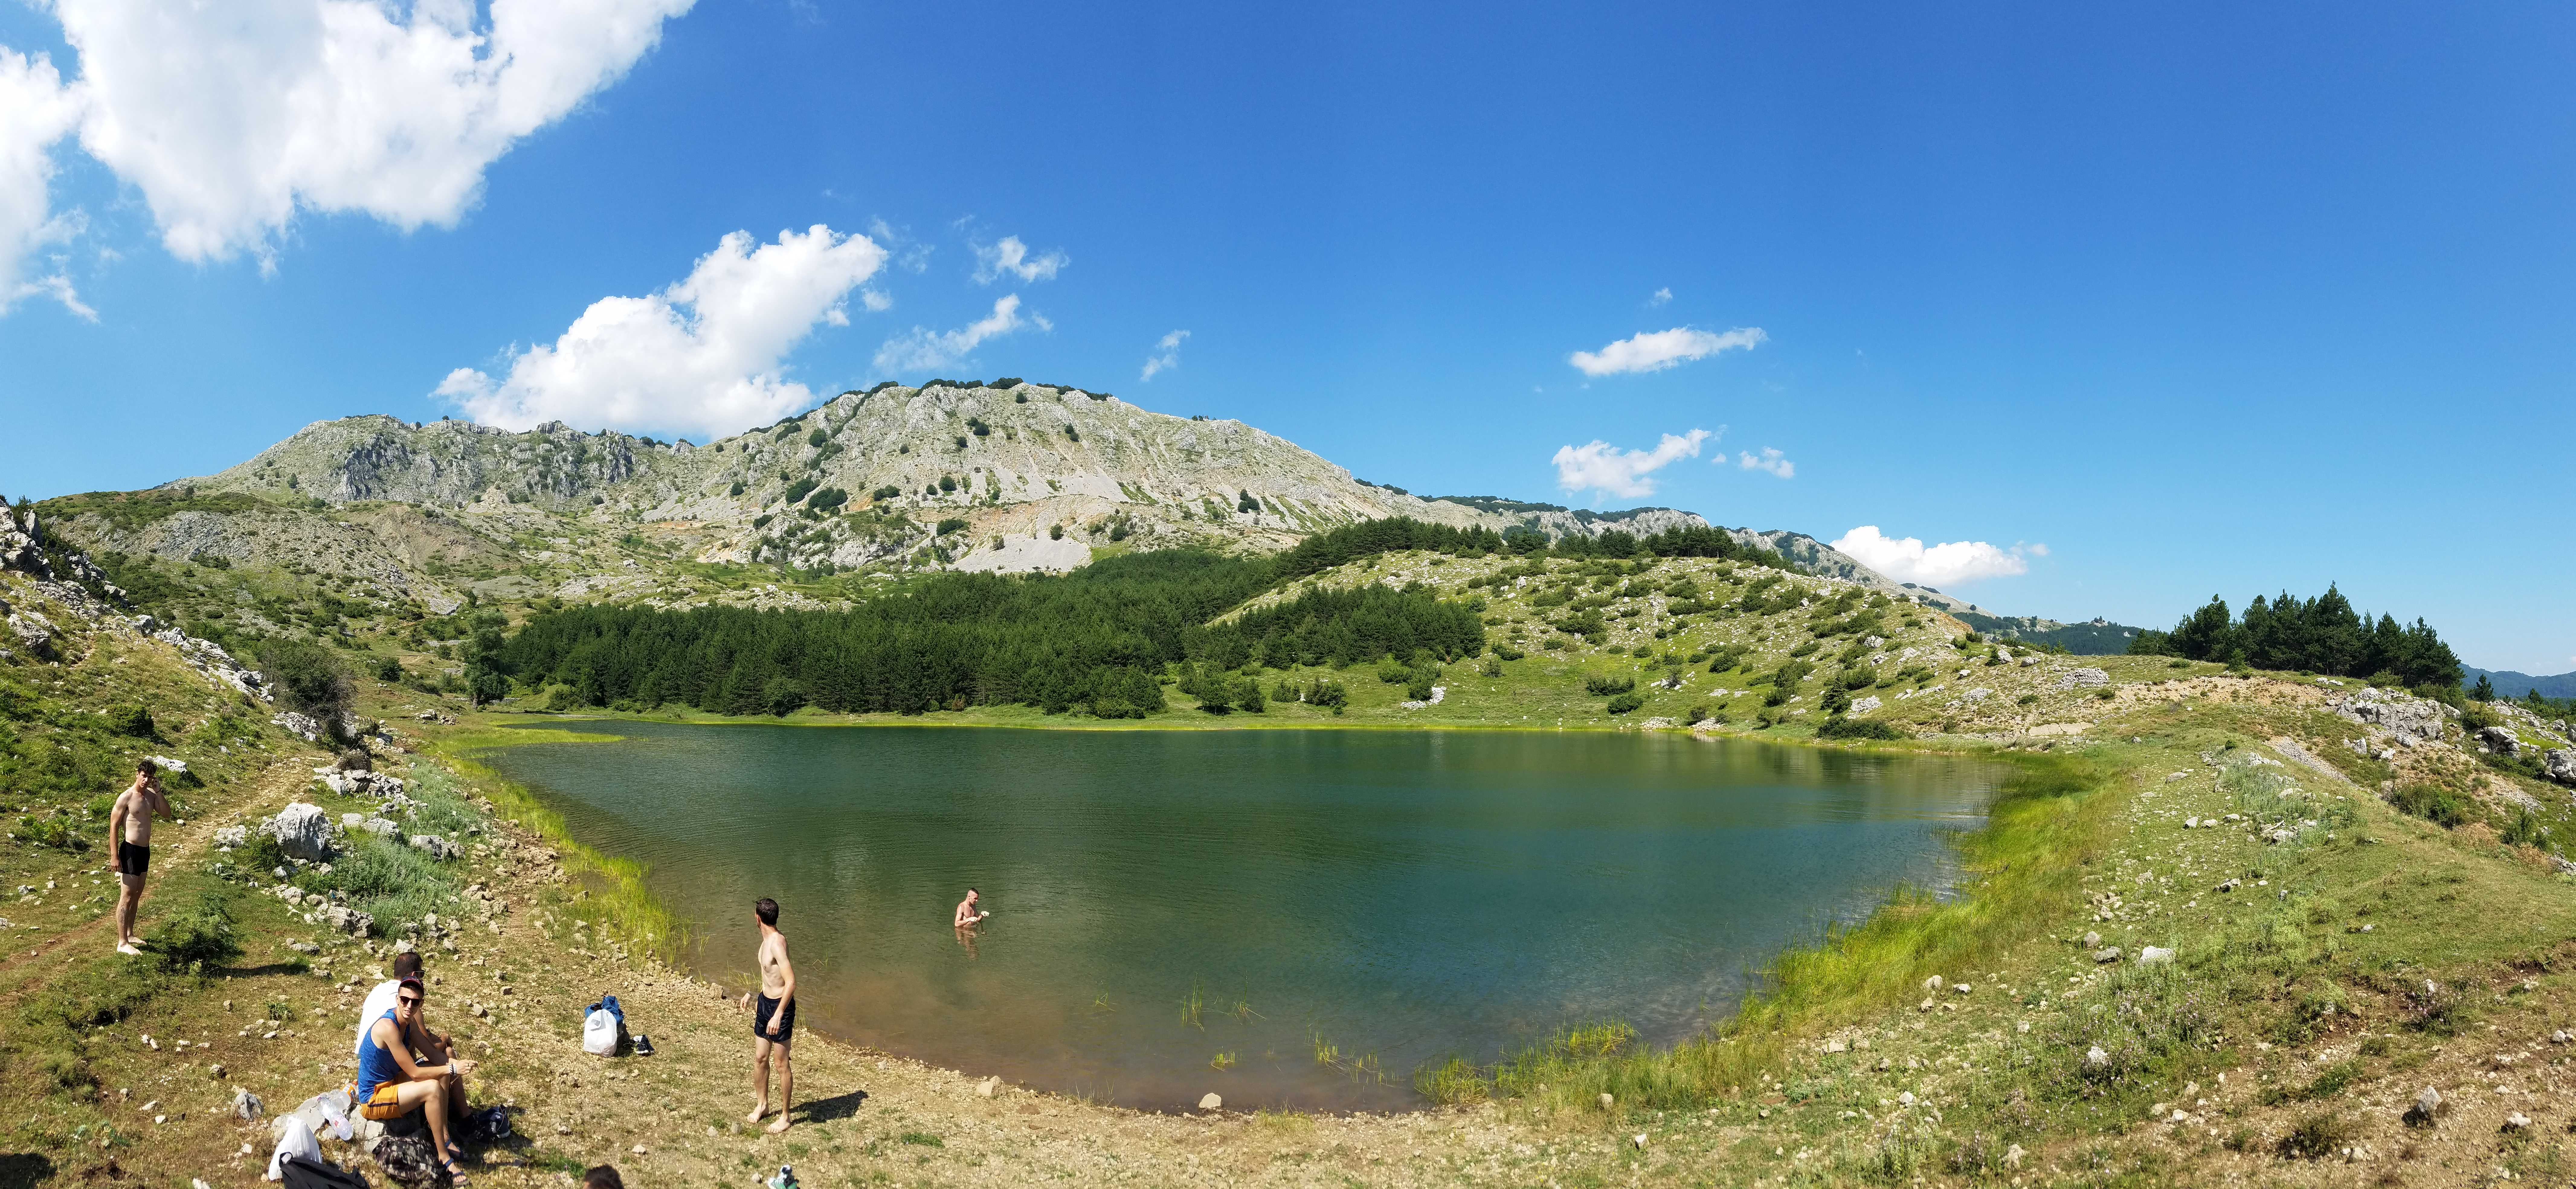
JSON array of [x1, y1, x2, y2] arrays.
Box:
[[373, 1134, 445, 1187], [281, 1153, 371, 1189]]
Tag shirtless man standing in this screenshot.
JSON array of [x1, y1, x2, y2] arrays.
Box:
[[952, 888, 988, 930], [106, 759, 173, 955], [747, 897, 796, 1133]]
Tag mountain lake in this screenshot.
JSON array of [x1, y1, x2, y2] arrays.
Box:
[[475, 722, 2001, 1112]]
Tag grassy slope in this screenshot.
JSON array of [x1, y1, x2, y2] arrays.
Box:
[[9, 548, 2576, 1186]]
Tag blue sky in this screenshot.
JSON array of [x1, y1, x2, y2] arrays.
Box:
[[3, 2, 2572, 673]]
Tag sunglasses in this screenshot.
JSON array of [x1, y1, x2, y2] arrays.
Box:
[[398, 995, 424, 1007]]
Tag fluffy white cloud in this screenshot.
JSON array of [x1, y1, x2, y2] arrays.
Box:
[[874, 294, 1048, 373], [971, 235, 1066, 284], [1830, 526, 2033, 586], [1140, 329, 1188, 380], [1552, 429, 1712, 499], [17, 0, 689, 270], [1569, 325, 1763, 376], [438, 224, 885, 440], [0, 48, 87, 316], [1737, 447, 1794, 478], [1647, 286, 1671, 307]]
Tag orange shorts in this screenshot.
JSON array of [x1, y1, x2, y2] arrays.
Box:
[[359, 1081, 409, 1121]]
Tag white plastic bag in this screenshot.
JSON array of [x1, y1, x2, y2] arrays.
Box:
[[267, 1116, 320, 1181], [582, 1007, 620, 1057]]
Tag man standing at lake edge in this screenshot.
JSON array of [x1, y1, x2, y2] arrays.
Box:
[[748, 897, 797, 1134], [953, 888, 988, 930], [106, 759, 172, 955]]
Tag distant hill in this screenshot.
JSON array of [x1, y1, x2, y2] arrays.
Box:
[[1953, 611, 2148, 656], [2465, 667, 2576, 700]]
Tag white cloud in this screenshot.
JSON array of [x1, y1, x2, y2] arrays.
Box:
[[1647, 287, 1671, 307], [1140, 329, 1188, 380], [874, 294, 1047, 373], [438, 224, 885, 440], [0, 48, 89, 317], [10, 0, 689, 274], [1830, 526, 2032, 586], [1737, 447, 1795, 478], [1569, 325, 1763, 376], [1551, 429, 1712, 499], [971, 235, 1066, 284]]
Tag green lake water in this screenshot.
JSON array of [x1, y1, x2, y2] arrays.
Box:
[[478, 722, 1999, 1112]]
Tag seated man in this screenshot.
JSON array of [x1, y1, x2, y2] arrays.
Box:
[[353, 952, 462, 1126], [357, 977, 477, 1184]]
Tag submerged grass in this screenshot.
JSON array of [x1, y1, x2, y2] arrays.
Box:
[[425, 727, 681, 964], [1418, 752, 2111, 1113]]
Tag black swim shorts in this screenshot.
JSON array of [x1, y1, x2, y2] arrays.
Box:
[[115, 841, 151, 878], [754, 994, 796, 1045]]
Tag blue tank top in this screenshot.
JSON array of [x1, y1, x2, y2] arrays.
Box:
[[356, 1008, 405, 1100]]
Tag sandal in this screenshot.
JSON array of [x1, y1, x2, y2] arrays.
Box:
[[440, 1159, 471, 1186]]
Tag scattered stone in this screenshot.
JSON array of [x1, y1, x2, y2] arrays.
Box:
[[2504, 1113, 2533, 1132], [408, 834, 457, 860], [1922, 975, 1944, 992], [2004, 1143, 2026, 1169], [2054, 668, 2109, 690], [2216, 878, 2240, 893], [2544, 749, 2576, 786], [1631, 1133, 1647, 1150], [977, 1077, 999, 1097], [232, 1089, 263, 1120], [272, 710, 325, 743], [2551, 1030, 2572, 1045], [269, 804, 334, 862], [2477, 726, 2520, 756], [1199, 1093, 1222, 1111], [2139, 946, 2176, 966], [2082, 931, 2102, 948], [1953, 983, 1972, 995], [1848, 695, 1881, 715], [2404, 1086, 2441, 1126], [319, 906, 372, 936], [1599, 1093, 1614, 1111], [2093, 947, 2123, 964], [212, 825, 247, 847]]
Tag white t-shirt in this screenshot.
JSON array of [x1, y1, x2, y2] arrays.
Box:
[[354, 981, 399, 1057]]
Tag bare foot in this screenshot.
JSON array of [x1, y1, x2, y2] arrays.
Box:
[[765, 1114, 791, 1134], [746, 1104, 768, 1124], [116, 943, 142, 956]]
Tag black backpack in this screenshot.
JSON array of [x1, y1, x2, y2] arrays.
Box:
[[281, 1154, 370, 1189]]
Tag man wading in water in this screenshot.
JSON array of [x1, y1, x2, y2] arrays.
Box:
[[747, 897, 797, 1133], [106, 759, 173, 955]]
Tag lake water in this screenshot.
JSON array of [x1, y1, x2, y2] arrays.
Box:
[[478, 723, 1998, 1112]]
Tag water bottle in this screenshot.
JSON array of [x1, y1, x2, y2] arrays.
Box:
[[767, 1164, 797, 1189]]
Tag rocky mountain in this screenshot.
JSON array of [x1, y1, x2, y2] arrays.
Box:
[[40, 380, 1971, 634]]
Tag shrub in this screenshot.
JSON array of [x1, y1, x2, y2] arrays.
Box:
[[1605, 692, 1644, 714], [105, 703, 155, 738], [1493, 644, 1525, 661], [1407, 675, 1435, 701], [1583, 672, 1636, 695], [1479, 656, 1503, 678], [147, 888, 242, 970], [2276, 1112, 2356, 1160], [966, 417, 990, 437], [372, 655, 404, 682], [871, 485, 901, 501], [2390, 783, 2470, 828], [1377, 657, 1412, 684], [1818, 716, 1904, 741], [729, 480, 747, 496], [935, 518, 968, 536], [807, 487, 848, 512], [782, 476, 818, 504], [257, 640, 353, 722]]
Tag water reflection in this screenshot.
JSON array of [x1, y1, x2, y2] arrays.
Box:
[[480, 723, 1997, 1111]]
